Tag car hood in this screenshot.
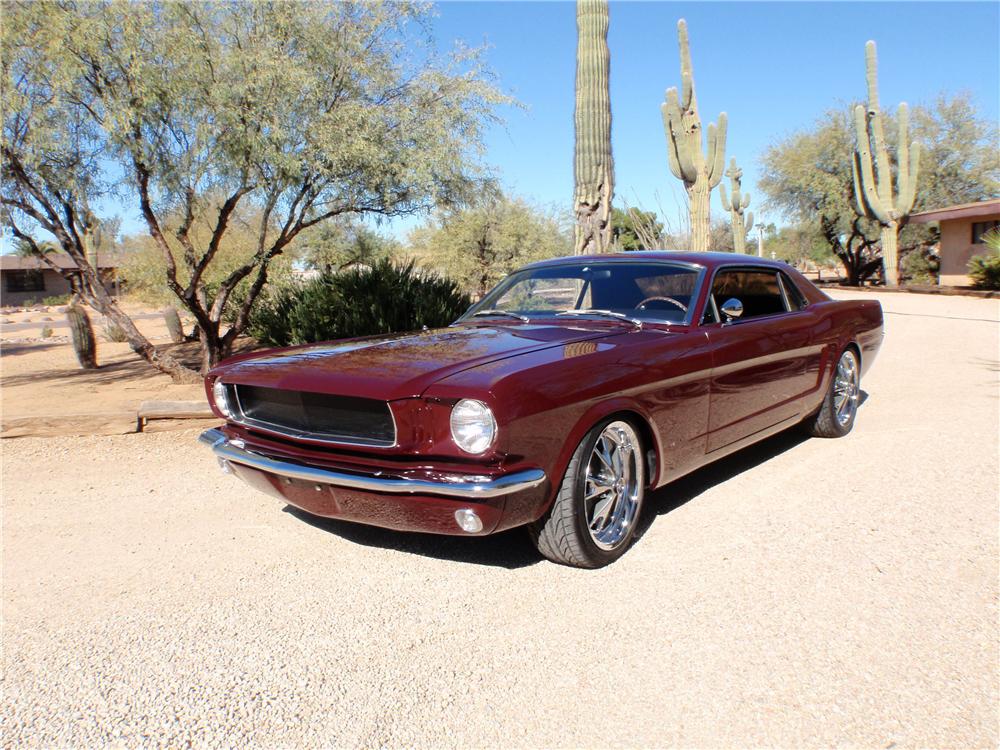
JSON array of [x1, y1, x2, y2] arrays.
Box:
[[213, 323, 617, 401]]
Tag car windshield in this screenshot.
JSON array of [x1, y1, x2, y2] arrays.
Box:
[[462, 261, 703, 324]]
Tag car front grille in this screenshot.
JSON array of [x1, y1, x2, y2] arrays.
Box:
[[229, 384, 395, 447]]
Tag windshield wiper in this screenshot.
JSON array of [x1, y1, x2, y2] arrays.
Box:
[[470, 309, 530, 323], [556, 309, 642, 329]]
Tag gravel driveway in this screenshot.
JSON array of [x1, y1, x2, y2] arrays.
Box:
[[3, 290, 997, 747]]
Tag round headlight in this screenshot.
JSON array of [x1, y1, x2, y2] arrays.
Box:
[[212, 379, 233, 419], [450, 399, 496, 454]]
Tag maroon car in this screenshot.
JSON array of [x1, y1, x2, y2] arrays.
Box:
[[201, 252, 883, 567]]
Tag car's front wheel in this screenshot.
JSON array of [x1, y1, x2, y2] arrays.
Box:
[[529, 419, 645, 568]]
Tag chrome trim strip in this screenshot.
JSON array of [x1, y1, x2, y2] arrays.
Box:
[[228, 385, 398, 449], [199, 428, 546, 500]]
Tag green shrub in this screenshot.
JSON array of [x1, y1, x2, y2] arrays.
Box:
[[901, 248, 939, 285], [969, 254, 1000, 289], [42, 294, 71, 306], [249, 259, 472, 346], [40, 325, 54, 339], [102, 320, 128, 342]]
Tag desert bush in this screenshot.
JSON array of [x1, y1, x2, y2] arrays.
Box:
[[40, 325, 53, 338], [42, 294, 71, 305], [103, 320, 128, 342], [901, 248, 940, 285], [249, 259, 471, 346]]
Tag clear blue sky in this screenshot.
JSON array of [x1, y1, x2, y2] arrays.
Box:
[[77, 1, 1000, 243], [399, 0, 998, 236]]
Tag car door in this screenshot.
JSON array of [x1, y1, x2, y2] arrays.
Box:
[[702, 267, 817, 452]]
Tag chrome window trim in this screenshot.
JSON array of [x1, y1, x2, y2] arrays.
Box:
[[227, 384, 398, 449]]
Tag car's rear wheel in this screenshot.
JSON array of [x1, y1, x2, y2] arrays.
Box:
[[529, 419, 645, 568], [806, 347, 861, 438]]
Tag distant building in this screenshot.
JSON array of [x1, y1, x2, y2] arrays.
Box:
[[0, 254, 120, 307], [910, 199, 1000, 286]]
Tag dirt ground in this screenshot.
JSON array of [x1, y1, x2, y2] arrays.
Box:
[[0, 303, 206, 430], [2, 290, 998, 747]]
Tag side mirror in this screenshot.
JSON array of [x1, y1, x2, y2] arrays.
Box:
[[720, 298, 743, 321]]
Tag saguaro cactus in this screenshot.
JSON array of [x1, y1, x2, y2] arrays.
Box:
[[66, 304, 97, 369], [573, 0, 614, 255], [851, 41, 920, 286], [163, 306, 185, 344], [719, 158, 754, 254], [661, 19, 727, 252]]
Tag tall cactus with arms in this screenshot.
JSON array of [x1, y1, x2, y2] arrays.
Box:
[[719, 158, 753, 254], [851, 40, 920, 286], [573, 0, 614, 254], [661, 19, 727, 252]]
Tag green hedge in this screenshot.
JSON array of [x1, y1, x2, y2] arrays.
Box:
[[249, 259, 472, 346]]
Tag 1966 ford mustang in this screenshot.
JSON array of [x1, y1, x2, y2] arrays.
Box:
[[201, 252, 883, 567]]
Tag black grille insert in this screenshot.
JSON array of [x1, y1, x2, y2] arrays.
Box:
[[231, 385, 395, 445]]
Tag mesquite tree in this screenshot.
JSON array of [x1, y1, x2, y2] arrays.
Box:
[[573, 0, 615, 255], [719, 158, 754, 254], [2, 1, 506, 378], [851, 41, 920, 286], [661, 19, 727, 252]]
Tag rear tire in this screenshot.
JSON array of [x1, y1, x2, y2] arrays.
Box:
[[529, 419, 645, 568], [807, 348, 860, 438]]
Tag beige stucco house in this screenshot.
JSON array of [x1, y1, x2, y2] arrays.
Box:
[[910, 199, 1000, 286]]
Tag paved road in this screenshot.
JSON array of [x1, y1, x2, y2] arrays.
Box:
[[2, 290, 997, 747]]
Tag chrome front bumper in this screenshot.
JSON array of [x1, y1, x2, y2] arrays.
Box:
[[199, 428, 546, 500]]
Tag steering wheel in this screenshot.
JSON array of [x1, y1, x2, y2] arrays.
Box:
[[635, 296, 688, 313]]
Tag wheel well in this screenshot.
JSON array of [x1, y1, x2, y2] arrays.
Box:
[[845, 341, 862, 369], [604, 410, 659, 488]]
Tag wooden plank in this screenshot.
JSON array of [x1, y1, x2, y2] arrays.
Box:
[[141, 417, 222, 434], [1, 412, 137, 439], [137, 400, 213, 420]]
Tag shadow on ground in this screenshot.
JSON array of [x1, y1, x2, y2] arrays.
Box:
[[284, 423, 824, 569]]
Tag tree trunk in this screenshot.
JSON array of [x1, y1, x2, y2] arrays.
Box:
[[688, 181, 710, 252], [84, 276, 201, 384], [881, 221, 899, 286]]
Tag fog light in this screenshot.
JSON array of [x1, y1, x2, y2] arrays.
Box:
[[454, 508, 483, 533]]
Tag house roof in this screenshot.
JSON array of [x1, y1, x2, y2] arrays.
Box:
[[0, 253, 118, 271], [909, 199, 1000, 224]]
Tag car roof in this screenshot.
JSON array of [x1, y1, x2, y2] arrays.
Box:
[[522, 251, 791, 272]]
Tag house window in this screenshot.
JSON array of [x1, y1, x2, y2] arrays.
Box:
[[972, 220, 1000, 245], [5, 270, 45, 293]]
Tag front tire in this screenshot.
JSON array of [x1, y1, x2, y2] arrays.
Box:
[[529, 419, 645, 568], [807, 347, 861, 438]]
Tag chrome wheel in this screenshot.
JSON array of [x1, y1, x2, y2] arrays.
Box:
[[583, 421, 644, 550], [833, 350, 860, 427]]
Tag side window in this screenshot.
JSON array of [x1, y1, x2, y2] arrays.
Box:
[[710, 269, 789, 321], [780, 272, 808, 310]]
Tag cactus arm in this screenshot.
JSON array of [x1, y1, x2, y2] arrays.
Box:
[[864, 41, 881, 110], [741, 192, 750, 211], [853, 104, 892, 224], [864, 42, 893, 205], [677, 20, 695, 110], [719, 182, 731, 211], [851, 152, 868, 217], [894, 102, 920, 215], [661, 90, 697, 182], [745, 211, 754, 235], [707, 113, 727, 188]]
